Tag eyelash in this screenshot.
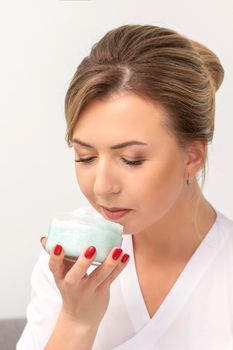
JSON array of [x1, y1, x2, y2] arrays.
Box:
[[75, 157, 144, 167]]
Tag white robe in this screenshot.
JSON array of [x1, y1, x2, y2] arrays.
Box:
[[16, 206, 233, 349]]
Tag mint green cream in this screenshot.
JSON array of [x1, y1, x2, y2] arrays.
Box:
[[45, 206, 124, 266]]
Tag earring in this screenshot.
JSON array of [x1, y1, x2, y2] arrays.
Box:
[[186, 174, 191, 187]]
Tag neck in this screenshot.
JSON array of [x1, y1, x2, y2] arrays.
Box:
[[132, 179, 217, 264]]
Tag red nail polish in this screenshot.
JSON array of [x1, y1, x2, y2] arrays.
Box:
[[112, 248, 123, 260], [54, 244, 63, 256], [121, 254, 130, 263], [84, 246, 96, 259]]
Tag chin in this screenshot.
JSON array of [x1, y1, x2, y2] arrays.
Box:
[[122, 222, 140, 235]]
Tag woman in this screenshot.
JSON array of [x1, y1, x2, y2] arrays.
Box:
[[17, 24, 233, 349]]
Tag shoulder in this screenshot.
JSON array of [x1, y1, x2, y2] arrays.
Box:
[[215, 209, 233, 261], [216, 209, 233, 238], [30, 248, 61, 297]]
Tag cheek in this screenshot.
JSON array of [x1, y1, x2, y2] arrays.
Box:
[[137, 157, 184, 213], [123, 161, 184, 235], [75, 170, 92, 197]]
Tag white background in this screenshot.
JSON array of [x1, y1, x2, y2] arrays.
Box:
[[0, 0, 232, 318]]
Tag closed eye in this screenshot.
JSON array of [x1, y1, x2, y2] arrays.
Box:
[[75, 157, 144, 167]]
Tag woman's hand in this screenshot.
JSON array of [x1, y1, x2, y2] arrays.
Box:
[[40, 237, 130, 331]]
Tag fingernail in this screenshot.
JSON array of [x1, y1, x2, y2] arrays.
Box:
[[121, 254, 130, 263], [84, 246, 96, 259], [54, 244, 63, 256], [112, 248, 123, 260]]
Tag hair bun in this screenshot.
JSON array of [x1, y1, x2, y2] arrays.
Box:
[[189, 39, 224, 91]]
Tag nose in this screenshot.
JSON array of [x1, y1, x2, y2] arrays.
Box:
[[93, 159, 121, 196]]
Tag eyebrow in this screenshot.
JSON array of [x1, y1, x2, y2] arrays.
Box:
[[71, 138, 148, 150]]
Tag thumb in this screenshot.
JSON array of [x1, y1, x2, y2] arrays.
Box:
[[40, 236, 47, 250]]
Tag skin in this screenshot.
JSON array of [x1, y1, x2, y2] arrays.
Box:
[[71, 91, 217, 264], [40, 236, 130, 349], [39, 91, 217, 342]]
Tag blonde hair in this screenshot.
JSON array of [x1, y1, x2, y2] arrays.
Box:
[[64, 24, 224, 240]]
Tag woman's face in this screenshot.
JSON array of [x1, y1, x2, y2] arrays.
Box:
[[71, 92, 188, 235]]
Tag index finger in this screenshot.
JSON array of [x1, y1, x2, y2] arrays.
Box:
[[39, 236, 81, 273]]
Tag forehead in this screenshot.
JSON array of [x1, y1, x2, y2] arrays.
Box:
[[73, 93, 169, 138]]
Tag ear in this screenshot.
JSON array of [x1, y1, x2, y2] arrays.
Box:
[[184, 141, 207, 178]]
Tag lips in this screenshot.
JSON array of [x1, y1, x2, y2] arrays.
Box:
[[101, 207, 132, 220], [101, 206, 131, 212]]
